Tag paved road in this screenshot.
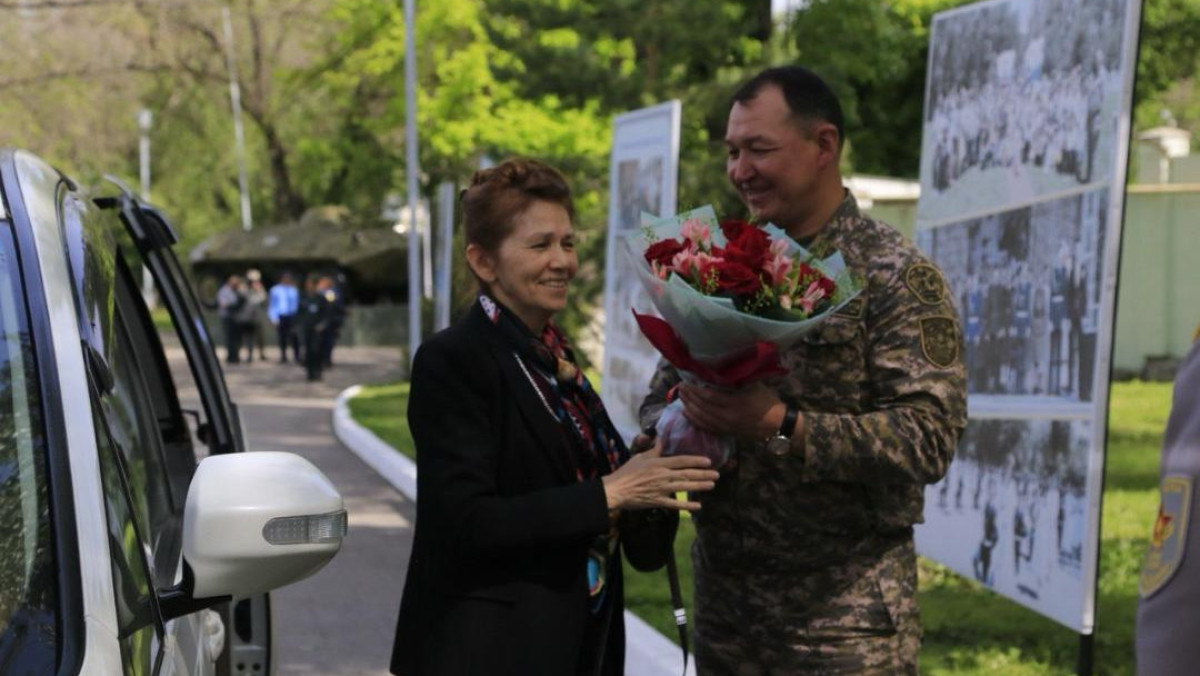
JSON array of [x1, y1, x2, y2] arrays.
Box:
[[170, 345, 411, 676]]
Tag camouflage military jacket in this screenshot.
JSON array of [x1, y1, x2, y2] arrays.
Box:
[[640, 193, 967, 571]]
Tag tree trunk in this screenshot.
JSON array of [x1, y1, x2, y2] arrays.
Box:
[[259, 119, 306, 220]]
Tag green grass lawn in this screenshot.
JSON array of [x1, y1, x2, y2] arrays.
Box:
[[348, 381, 416, 458], [351, 379, 1173, 674]]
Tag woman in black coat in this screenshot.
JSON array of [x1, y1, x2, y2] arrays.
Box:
[[390, 159, 718, 676]]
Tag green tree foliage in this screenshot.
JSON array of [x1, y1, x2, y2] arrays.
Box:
[[299, 0, 772, 346], [785, 0, 967, 178], [1134, 0, 1200, 130]]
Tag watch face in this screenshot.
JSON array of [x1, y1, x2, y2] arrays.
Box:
[[766, 435, 790, 456]]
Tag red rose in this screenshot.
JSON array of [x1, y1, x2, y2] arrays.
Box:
[[713, 260, 762, 296], [729, 231, 768, 268], [720, 218, 752, 241], [644, 238, 687, 267], [796, 263, 821, 285], [722, 221, 771, 269], [818, 276, 836, 296]]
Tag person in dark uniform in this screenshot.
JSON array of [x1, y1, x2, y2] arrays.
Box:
[[1136, 337, 1200, 675], [975, 501, 998, 585], [1049, 244, 1071, 395], [216, 274, 246, 365], [1011, 265, 1032, 393], [298, 274, 330, 382], [318, 274, 347, 368]]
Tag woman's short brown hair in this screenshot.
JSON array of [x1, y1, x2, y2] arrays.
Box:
[[460, 158, 575, 256]]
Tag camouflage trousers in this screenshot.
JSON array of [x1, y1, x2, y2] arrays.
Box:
[[692, 538, 921, 675]]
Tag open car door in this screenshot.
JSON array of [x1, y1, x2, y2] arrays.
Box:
[[101, 185, 274, 676]]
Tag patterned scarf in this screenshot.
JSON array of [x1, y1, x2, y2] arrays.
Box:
[[480, 294, 628, 612]]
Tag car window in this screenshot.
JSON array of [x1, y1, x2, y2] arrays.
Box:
[[112, 201, 244, 457], [115, 254, 195, 578], [92, 395, 161, 676], [114, 249, 198, 503], [0, 225, 58, 673], [62, 191, 116, 367], [104, 273, 179, 584]]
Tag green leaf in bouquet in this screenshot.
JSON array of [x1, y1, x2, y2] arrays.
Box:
[[634, 205, 724, 245]]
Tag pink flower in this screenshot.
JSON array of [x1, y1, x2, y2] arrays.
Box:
[[680, 219, 711, 247], [769, 238, 790, 258], [764, 253, 792, 287], [671, 249, 721, 284], [670, 249, 695, 276], [797, 280, 828, 314]]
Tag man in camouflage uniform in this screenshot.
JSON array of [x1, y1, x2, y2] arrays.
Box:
[[638, 66, 967, 674]]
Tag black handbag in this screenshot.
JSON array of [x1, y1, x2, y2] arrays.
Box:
[[620, 507, 678, 572]]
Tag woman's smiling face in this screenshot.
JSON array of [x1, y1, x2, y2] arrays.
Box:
[[471, 199, 578, 332]]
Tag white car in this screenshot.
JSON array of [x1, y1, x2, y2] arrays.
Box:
[[0, 149, 346, 675]]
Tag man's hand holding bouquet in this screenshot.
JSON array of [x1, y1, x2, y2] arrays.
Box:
[[621, 205, 863, 469]]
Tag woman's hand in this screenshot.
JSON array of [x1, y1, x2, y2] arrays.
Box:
[[602, 441, 719, 512]]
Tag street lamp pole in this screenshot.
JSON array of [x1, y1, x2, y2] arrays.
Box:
[[138, 108, 157, 307], [222, 5, 253, 232], [405, 0, 421, 366]]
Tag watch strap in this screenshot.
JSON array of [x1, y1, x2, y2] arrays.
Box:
[[778, 404, 799, 438]]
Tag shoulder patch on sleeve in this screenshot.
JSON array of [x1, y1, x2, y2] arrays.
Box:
[[905, 263, 948, 306], [919, 315, 959, 368], [1140, 475, 1193, 598], [834, 296, 867, 319]]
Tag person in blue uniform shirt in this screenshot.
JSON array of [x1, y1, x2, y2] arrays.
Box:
[[268, 272, 301, 363]]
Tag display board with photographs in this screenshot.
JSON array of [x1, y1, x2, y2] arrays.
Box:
[[600, 102, 681, 440], [913, 0, 1141, 634], [916, 189, 1107, 406], [918, 0, 1128, 225], [916, 416, 1093, 627]]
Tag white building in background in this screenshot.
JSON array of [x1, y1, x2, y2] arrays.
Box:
[[845, 174, 921, 208], [846, 174, 922, 241], [1135, 126, 1198, 184]]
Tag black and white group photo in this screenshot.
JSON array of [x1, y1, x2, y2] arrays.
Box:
[[916, 188, 1107, 402], [603, 155, 668, 436], [918, 0, 1128, 223], [616, 156, 665, 233], [917, 416, 1092, 627]]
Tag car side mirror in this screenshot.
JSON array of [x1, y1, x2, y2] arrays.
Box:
[[182, 452, 346, 600]]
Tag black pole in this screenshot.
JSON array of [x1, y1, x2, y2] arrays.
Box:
[[1077, 632, 1095, 676]]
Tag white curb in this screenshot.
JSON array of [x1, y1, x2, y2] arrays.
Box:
[[332, 385, 696, 676], [333, 385, 418, 499]]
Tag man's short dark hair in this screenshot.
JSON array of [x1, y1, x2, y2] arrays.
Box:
[[733, 66, 845, 148]]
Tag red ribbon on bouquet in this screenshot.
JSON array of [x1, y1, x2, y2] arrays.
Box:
[[632, 310, 787, 388]]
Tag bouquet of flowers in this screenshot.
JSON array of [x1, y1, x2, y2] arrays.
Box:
[[620, 205, 862, 468]]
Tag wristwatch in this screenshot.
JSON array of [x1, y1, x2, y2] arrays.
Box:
[[765, 404, 799, 456]]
